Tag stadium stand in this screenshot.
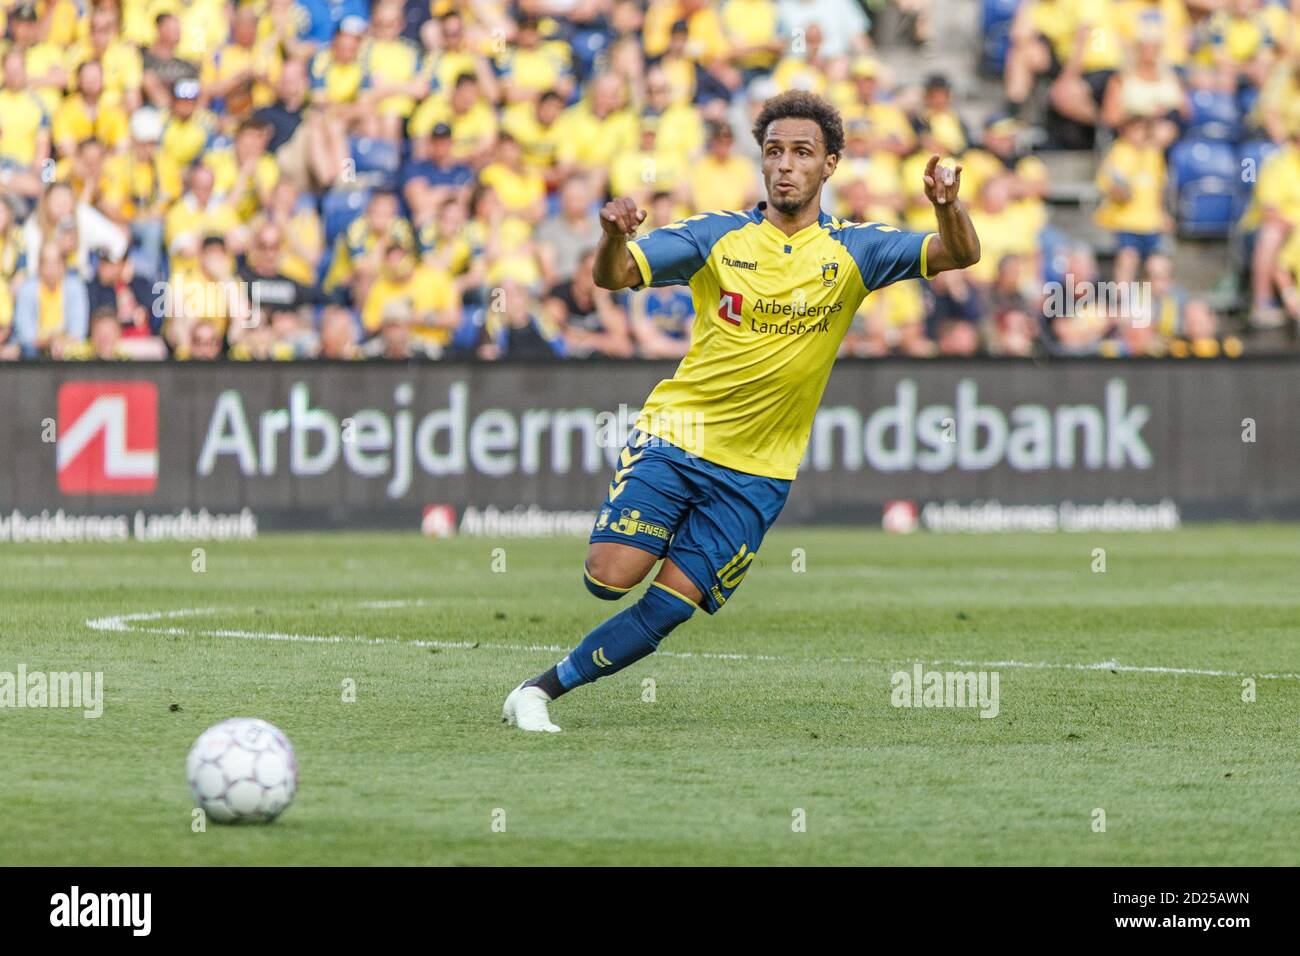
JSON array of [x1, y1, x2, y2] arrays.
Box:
[[0, 0, 1296, 361]]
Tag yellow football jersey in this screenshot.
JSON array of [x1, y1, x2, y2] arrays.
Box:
[[1094, 139, 1167, 234], [689, 155, 757, 215], [722, 0, 779, 70], [362, 35, 423, 117], [409, 97, 498, 159], [0, 89, 48, 167], [52, 94, 130, 151], [362, 263, 457, 337], [478, 161, 546, 215], [308, 50, 365, 104], [500, 102, 565, 170], [627, 203, 935, 479], [552, 105, 637, 169], [1240, 143, 1300, 230]]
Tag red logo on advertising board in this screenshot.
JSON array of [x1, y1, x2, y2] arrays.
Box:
[[422, 505, 458, 537], [882, 499, 919, 534], [718, 289, 743, 326], [56, 382, 159, 494]]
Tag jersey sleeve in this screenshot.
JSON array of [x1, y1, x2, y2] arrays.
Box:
[[844, 222, 938, 289], [626, 217, 713, 289]]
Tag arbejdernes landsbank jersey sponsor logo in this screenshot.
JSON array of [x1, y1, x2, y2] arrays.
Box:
[[718, 289, 844, 334], [750, 296, 843, 334]]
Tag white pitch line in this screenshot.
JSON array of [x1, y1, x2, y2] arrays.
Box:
[[85, 607, 219, 631], [83, 607, 1300, 681]]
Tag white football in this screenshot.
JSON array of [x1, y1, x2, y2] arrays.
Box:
[[186, 718, 298, 824]]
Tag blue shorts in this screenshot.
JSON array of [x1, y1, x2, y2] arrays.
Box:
[[588, 430, 792, 613], [1114, 231, 1168, 260]]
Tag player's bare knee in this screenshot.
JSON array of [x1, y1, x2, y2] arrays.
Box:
[[583, 564, 637, 600], [583, 549, 649, 600]]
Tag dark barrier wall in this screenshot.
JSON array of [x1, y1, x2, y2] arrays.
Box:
[[3, 360, 1298, 530]]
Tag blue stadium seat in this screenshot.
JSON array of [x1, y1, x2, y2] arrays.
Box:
[[1230, 188, 1251, 226], [570, 29, 610, 82], [1236, 85, 1260, 120], [1169, 138, 1237, 190], [1178, 177, 1237, 238], [981, 0, 1020, 32], [322, 187, 372, 247], [1186, 89, 1241, 142], [352, 137, 401, 177], [981, 21, 1012, 76], [1038, 225, 1071, 288], [979, 0, 1018, 74], [349, 138, 400, 192], [452, 305, 487, 351]]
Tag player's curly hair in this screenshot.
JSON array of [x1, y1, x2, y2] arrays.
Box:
[[751, 90, 845, 159]]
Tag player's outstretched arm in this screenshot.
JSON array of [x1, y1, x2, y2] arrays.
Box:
[[920, 154, 981, 275], [593, 197, 648, 291]]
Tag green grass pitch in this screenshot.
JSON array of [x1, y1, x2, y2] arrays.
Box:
[[2, 525, 1297, 866]]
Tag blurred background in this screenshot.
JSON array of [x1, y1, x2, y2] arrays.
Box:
[[3, 0, 1299, 362]]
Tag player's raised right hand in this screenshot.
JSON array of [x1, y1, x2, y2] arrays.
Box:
[[600, 197, 647, 238]]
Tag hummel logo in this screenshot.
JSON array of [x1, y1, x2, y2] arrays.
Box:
[[722, 255, 758, 271], [592, 647, 613, 668]]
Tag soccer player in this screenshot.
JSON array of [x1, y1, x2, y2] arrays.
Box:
[[502, 90, 980, 732]]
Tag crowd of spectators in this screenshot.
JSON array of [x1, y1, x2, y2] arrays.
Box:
[[0, 0, 1290, 361], [1004, 0, 1299, 351]]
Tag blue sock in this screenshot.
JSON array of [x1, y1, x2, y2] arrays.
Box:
[[553, 582, 697, 691]]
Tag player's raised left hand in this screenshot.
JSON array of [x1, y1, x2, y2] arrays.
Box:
[[923, 154, 962, 207], [600, 197, 647, 238]]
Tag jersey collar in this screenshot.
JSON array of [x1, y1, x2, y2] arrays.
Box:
[[752, 201, 834, 240]]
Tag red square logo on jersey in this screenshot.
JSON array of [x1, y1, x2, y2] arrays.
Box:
[[718, 289, 743, 326], [57, 382, 159, 494]]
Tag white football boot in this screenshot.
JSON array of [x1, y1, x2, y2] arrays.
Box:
[[502, 682, 562, 733]]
